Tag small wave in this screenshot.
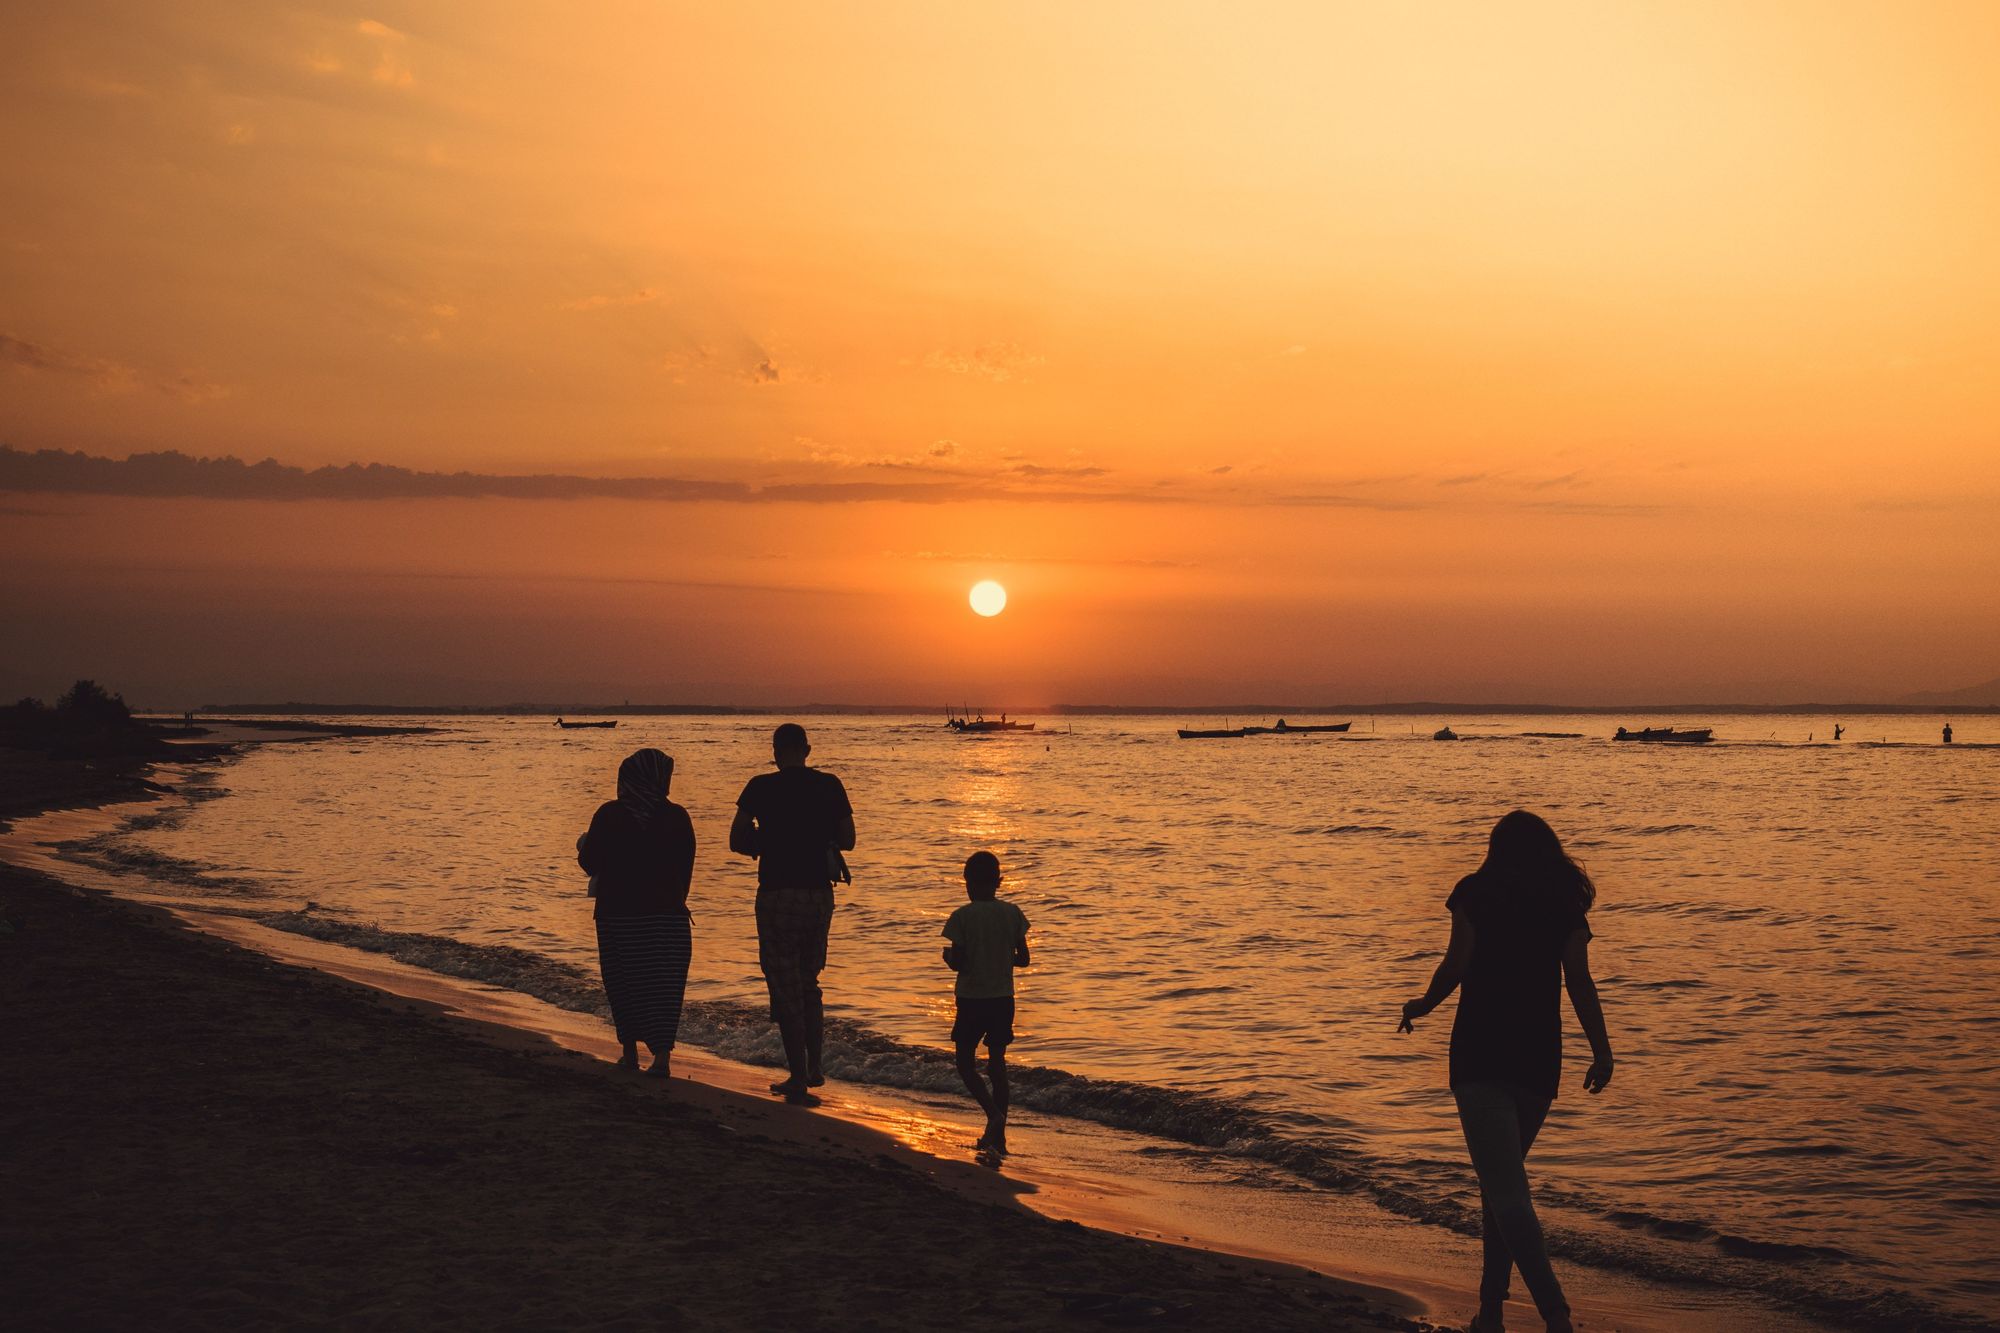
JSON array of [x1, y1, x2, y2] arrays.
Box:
[[60, 838, 265, 896], [1601, 1210, 1853, 1263], [1603, 1208, 1717, 1242], [1146, 984, 1241, 1001], [1715, 1234, 1854, 1264], [1739, 1142, 1852, 1159]]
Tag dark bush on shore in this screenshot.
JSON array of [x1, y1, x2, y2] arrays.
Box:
[[1, 680, 166, 758]]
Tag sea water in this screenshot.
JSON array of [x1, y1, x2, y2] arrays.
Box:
[[58, 713, 2000, 1328]]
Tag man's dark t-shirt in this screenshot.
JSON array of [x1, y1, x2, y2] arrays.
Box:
[[736, 768, 852, 892], [1446, 871, 1590, 1101], [578, 801, 695, 920]]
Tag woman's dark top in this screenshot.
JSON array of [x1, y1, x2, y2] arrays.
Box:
[[578, 800, 695, 920], [1446, 871, 1590, 1101]]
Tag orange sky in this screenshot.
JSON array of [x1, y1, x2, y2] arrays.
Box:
[[3, 2, 1997, 703]]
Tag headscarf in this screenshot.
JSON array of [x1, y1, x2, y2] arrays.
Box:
[[616, 748, 673, 824]]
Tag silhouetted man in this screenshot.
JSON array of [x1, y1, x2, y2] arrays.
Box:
[[1943, 722, 1953, 745], [730, 723, 855, 1105]]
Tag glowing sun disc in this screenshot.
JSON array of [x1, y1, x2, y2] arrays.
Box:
[[969, 580, 1008, 617]]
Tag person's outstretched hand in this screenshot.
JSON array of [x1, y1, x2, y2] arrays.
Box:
[[1583, 1056, 1615, 1094]]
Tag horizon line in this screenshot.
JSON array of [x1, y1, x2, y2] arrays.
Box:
[[173, 700, 2000, 717]]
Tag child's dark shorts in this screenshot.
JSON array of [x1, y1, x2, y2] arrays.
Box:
[[951, 996, 1015, 1051]]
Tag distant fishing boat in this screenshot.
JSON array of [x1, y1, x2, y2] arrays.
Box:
[[1177, 718, 1352, 739], [555, 718, 618, 729], [946, 711, 1035, 734], [1614, 726, 1713, 744], [1433, 726, 1460, 741], [1249, 719, 1352, 734]]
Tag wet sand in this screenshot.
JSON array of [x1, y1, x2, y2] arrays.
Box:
[[0, 852, 1422, 1330]]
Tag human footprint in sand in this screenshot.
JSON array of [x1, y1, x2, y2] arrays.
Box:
[[941, 851, 1031, 1153]]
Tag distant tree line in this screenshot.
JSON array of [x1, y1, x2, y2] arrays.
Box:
[[2, 680, 162, 757]]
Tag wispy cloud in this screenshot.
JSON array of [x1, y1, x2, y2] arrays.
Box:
[[1, 333, 229, 404], [1528, 469, 1585, 491], [1515, 500, 1671, 517], [0, 445, 1176, 506], [922, 342, 1044, 382], [561, 288, 664, 312], [0, 447, 1688, 517], [1269, 492, 1425, 511], [898, 549, 1199, 570], [1853, 497, 1955, 514], [355, 19, 414, 88], [660, 341, 790, 386], [0, 447, 745, 502], [1010, 463, 1107, 479]]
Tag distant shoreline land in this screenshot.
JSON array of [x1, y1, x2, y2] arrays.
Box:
[[183, 698, 2000, 717]]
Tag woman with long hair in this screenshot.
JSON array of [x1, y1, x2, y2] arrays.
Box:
[[1399, 810, 1614, 1332], [578, 748, 696, 1077]]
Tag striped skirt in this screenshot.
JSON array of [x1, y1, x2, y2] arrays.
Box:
[[595, 913, 692, 1050]]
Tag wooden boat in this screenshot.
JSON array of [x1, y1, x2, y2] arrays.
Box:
[[1433, 726, 1460, 741], [1253, 719, 1351, 734], [555, 718, 618, 729], [947, 713, 1035, 733], [1178, 719, 1353, 739], [1613, 726, 1713, 744]]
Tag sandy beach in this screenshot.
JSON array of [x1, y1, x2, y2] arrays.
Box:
[[1, 747, 1425, 1332]]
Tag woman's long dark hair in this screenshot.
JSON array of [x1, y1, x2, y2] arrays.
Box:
[[1479, 810, 1596, 912]]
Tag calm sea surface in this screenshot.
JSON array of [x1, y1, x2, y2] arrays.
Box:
[[81, 714, 2000, 1327]]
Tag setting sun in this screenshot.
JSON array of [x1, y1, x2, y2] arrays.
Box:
[[969, 581, 1008, 618]]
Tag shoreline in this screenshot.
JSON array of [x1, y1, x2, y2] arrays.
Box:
[[0, 739, 1851, 1331]]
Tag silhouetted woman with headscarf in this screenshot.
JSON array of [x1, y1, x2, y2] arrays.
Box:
[[1397, 811, 1614, 1333], [577, 748, 695, 1076]]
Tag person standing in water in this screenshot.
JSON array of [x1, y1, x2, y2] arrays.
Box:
[[1943, 722, 1954, 744], [577, 748, 695, 1077], [1398, 810, 1613, 1333], [730, 723, 855, 1105], [941, 851, 1031, 1153]]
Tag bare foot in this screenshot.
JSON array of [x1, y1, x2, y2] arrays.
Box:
[[768, 1078, 821, 1106], [646, 1056, 672, 1078], [615, 1052, 640, 1072], [806, 1068, 826, 1088]]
